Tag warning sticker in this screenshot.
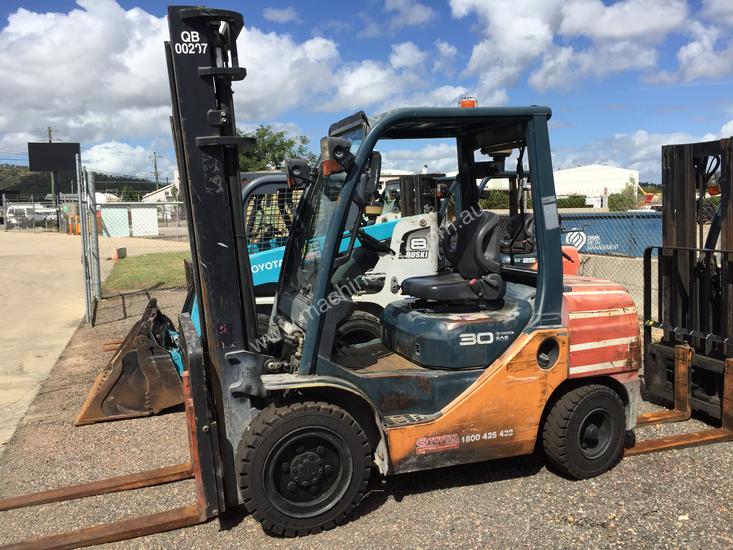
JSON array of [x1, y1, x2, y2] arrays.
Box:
[[415, 433, 460, 455]]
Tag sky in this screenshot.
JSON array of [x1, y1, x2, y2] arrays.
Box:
[[0, 0, 732, 183]]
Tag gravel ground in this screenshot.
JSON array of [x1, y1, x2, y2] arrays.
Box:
[[1, 291, 733, 549]]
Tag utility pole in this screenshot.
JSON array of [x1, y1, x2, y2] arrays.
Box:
[[48, 126, 60, 229], [150, 151, 161, 189]]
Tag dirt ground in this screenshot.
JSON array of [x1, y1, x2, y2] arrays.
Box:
[[1, 289, 733, 548]]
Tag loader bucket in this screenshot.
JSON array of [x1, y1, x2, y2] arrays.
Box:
[[75, 298, 183, 426]]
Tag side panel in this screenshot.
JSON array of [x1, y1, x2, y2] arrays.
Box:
[[562, 277, 641, 378], [385, 329, 568, 474]]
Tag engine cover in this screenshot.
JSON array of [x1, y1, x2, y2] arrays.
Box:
[[382, 295, 533, 369]]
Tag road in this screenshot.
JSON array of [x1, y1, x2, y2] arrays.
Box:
[[0, 231, 85, 456]]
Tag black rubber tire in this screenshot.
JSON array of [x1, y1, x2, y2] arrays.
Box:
[[335, 310, 381, 347], [542, 384, 625, 479], [238, 401, 372, 536]]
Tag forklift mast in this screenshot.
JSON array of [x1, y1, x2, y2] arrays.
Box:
[[166, 6, 265, 508], [645, 138, 733, 418]]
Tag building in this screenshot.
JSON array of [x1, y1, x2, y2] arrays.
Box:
[[378, 168, 413, 186], [553, 164, 639, 197], [141, 182, 179, 203], [482, 164, 640, 200]]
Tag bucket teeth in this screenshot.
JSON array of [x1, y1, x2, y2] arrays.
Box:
[[75, 299, 183, 426]]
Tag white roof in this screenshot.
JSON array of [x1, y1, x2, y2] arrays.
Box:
[[554, 164, 639, 196], [380, 169, 413, 177], [142, 182, 178, 202], [483, 164, 639, 197]]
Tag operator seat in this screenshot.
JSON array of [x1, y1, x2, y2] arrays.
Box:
[[401, 209, 505, 302], [382, 209, 534, 370]]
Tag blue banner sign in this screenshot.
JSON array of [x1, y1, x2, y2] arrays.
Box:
[[560, 211, 661, 257]]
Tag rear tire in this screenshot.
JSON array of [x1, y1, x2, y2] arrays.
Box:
[[542, 384, 625, 479], [238, 401, 372, 536]]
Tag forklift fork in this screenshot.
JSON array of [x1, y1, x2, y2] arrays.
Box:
[[0, 372, 214, 550], [626, 344, 733, 456]]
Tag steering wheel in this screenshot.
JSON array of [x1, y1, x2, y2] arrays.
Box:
[[357, 229, 392, 254]]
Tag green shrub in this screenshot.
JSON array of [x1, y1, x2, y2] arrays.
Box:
[[557, 195, 587, 208], [480, 190, 510, 209], [608, 184, 640, 212]]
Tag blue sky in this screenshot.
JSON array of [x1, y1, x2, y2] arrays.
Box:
[[0, 0, 732, 182]]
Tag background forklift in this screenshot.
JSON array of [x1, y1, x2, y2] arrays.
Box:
[[2, 6, 732, 548], [73, 167, 444, 425], [644, 139, 733, 420]]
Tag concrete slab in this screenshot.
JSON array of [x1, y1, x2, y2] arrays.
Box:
[[0, 231, 85, 456]]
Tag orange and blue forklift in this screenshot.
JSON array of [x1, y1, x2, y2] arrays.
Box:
[[1, 6, 732, 548]]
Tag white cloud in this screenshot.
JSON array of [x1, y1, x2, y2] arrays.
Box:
[[0, 1, 169, 146], [452, 0, 691, 94], [0, 0, 348, 162], [83, 141, 175, 178], [381, 142, 457, 173], [646, 22, 733, 84], [554, 119, 733, 183], [327, 61, 404, 111], [406, 85, 468, 107], [531, 41, 658, 91], [385, 0, 436, 29], [389, 42, 427, 69], [451, 0, 564, 97], [262, 7, 299, 24], [433, 40, 458, 74], [235, 30, 339, 118], [560, 0, 688, 42], [702, 0, 733, 26], [359, 0, 436, 37]]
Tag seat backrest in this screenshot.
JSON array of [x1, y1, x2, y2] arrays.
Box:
[[506, 213, 534, 243], [444, 210, 502, 279]]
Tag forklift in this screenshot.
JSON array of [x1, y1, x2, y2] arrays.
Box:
[[644, 139, 733, 420], [2, 6, 732, 547]]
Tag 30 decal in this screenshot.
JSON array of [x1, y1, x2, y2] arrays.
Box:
[[459, 332, 495, 346]]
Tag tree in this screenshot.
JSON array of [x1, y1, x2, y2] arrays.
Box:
[[238, 125, 317, 172], [121, 185, 138, 202], [608, 183, 640, 211]]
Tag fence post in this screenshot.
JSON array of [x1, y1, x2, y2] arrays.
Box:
[[87, 171, 103, 299], [76, 156, 92, 323]]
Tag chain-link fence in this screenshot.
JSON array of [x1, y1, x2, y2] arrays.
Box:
[[1, 194, 74, 232], [559, 210, 662, 318], [96, 202, 189, 256], [495, 205, 663, 318]]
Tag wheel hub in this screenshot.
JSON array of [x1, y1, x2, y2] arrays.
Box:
[[578, 409, 612, 459], [290, 451, 324, 487]]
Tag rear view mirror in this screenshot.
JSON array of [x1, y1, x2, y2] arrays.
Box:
[[319, 136, 353, 177], [365, 151, 382, 197], [285, 158, 312, 188]]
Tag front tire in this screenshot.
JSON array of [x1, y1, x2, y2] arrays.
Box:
[[542, 384, 625, 479], [238, 401, 372, 536]]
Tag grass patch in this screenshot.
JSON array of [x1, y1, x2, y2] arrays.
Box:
[[103, 251, 190, 292]]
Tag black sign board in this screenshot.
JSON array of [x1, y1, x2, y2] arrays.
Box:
[[28, 142, 81, 172]]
